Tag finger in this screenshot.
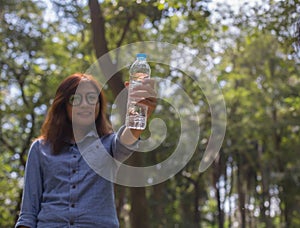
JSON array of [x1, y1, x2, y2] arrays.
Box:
[[130, 90, 156, 101], [131, 83, 156, 94], [129, 79, 155, 90], [124, 81, 129, 88], [137, 98, 157, 109], [130, 81, 156, 92], [142, 78, 155, 87]]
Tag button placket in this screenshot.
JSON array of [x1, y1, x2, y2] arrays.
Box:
[[69, 146, 79, 223], [70, 153, 78, 194]]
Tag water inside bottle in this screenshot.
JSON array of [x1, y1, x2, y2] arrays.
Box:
[[125, 77, 148, 130]]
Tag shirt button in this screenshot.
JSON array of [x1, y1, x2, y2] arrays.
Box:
[[72, 169, 76, 174], [73, 155, 77, 158], [70, 221, 74, 225], [71, 203, 75, 208], [72, 185, 76, 189]]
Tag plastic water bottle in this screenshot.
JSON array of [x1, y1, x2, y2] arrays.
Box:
[[125, 53, 151, 130]]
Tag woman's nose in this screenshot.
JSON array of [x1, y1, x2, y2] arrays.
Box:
[[80, 97, 90, 106]]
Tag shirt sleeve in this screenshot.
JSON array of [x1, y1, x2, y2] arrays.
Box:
[[112, 125, 139, 162], [15, 140, 43, 228]]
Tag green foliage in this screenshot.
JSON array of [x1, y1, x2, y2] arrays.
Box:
[[219, 25, 300, 227], [0, 0, 299, 227]]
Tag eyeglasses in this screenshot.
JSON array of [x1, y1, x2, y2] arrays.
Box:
[[68, 92, 99, 106]]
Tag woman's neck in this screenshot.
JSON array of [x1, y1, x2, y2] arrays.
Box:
[[72, 126, 91, 142]]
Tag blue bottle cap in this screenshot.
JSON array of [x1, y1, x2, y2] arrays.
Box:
[[136, 53, 147, 59]]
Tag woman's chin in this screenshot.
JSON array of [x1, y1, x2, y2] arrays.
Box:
[[72, 123, 95, 132]]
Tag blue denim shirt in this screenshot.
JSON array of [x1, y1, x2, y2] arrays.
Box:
[[15, 126, 136, 228]]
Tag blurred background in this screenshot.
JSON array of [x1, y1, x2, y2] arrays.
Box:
[[0, 0, 299, 227]]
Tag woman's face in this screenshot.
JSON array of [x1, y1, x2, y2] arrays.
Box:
[[67, 81, 100, 130]]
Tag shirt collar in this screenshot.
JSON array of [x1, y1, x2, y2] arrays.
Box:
[[65, 129, 99, 145]]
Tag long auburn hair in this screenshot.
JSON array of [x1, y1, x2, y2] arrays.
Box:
[[39, 73, 113, 154]]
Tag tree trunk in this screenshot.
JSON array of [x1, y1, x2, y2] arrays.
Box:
[[130, 186, 149, 228], [149, 150, 165, 227], [213, 154, 225, 228], [193, 182, 201, 227], [182, 173, 202, 228], [114, 185, 126, 223], [237, 156, 246, 228], [126, 152, 149, 228], [227, 156, 234, 228], [88, 0, 125, 98], [152, 180, 165, 227]]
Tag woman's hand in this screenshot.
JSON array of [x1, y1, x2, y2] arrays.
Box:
[[125, 78, 157, 119]]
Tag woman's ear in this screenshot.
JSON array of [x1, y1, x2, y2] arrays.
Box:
[[124, 81, 129, 88]]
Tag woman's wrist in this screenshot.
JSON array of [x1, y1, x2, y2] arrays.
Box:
[[120, 127, 142, 145]]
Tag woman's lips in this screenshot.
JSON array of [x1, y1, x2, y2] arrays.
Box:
[[77, 111, 92, 117]]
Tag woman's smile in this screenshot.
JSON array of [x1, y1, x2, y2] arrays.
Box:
[[77, 110, 93, 117]]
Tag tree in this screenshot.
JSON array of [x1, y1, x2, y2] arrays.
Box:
[[218, 28, 300, 227], [1, 0, 299, 227]]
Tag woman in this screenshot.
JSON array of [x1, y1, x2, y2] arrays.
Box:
[[15, 73, 156, 228]]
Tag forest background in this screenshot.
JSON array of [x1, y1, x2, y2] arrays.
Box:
[[0, 0, 299, 227]]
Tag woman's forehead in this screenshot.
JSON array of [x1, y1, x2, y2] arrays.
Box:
[[76, 81, 98, 93]]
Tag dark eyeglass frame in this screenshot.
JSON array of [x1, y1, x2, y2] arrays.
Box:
[[68, 92, 100, 106]]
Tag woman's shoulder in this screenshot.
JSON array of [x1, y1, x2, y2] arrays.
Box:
[[28, 138, 51, 155], [100, 132, 116, 144], [30, 138, 47, 147]]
